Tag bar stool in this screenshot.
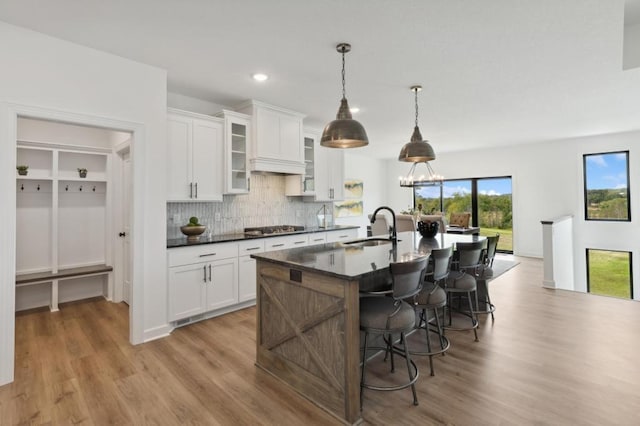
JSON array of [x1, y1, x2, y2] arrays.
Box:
[[407, 246, 452, 376], [359, 256, 428, 407], [474, 234, 500, 320], [443, 240, 484, 342]]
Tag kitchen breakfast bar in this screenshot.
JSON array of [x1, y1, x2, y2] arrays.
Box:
[[252, 231, 486, 424]]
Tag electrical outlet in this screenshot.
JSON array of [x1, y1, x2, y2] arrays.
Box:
[[214, 212, 221, 221]]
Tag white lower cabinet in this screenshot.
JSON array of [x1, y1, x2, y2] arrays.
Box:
[[168, 242, 239, 322], [167, 228, 359, 324], [206, 257, 238, 311], [237, 239, 265, 302], [168, 262, 208, 321], [238, 255, 257, 302]]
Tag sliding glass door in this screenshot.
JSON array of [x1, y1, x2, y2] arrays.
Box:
[[414, 176, 513, 253]]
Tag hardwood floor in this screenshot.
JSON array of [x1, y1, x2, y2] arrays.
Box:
[[2, 256, 640, 425]]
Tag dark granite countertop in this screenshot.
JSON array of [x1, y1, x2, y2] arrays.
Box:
[[167, 225, 360, 248], [251, 231, 486, 280]]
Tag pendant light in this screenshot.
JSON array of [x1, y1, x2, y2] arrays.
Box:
[[320, 43, 369, 148], [398, 85, 442, 187], [398, 85, 436, 162]]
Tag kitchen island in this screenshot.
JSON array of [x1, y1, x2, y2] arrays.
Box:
[[252, 231, 485, 424]]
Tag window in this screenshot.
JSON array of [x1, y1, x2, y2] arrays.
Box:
[[586, 249, 633, 299], [415, 176, 513, 252], [583, 151, 630, 221]]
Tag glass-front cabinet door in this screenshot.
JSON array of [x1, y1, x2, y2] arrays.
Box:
[[218, 110, 250, 194]]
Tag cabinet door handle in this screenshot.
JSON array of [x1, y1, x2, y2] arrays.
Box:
[[199, 253, 216, 257], [247, 177, 250, 192], [208, 264, 212, 282], [190, 182, 193, 199], [195, 182, 198, 198], [203, 265, 207, 283], [272, 243, 285, 248], [330, 188, 334, 199]]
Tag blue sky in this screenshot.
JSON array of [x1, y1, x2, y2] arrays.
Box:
[[585, 153, 628, 190]]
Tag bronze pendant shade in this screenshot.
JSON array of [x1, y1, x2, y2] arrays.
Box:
[[321, 43, 369, 148], [398, 85, 436, 162]]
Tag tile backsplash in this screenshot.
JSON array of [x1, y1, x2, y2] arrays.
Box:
[[167, 174, 329, 239]]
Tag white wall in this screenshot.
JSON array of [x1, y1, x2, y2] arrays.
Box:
[[623, 23, 640, 70], [334, 152, 388, 238], [0, 21, 169, 385], [167, 92, 226, 116], [386, 130, 640, 297]]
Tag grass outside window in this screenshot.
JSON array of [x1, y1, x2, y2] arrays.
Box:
[[586, 249, 632, 299]]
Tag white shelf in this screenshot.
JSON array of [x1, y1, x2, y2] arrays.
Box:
[[16, 143, 111, 312]]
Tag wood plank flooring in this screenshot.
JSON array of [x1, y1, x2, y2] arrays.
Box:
[[2, 256, 640, 425]]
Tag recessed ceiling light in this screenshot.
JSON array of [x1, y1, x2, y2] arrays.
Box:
[[350, 107, 360, 113], [252, 73, 268, 82]]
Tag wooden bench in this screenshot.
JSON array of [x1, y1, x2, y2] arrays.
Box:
[[16, 264, 113, 311]]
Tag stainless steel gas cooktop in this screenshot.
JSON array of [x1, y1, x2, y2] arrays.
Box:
[[243, 225, 305, 236]]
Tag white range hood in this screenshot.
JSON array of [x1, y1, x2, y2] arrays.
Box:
[[235, 100, 306, 175]]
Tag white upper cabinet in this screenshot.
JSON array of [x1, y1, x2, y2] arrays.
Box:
[[216, 110, 251, 194], [285, 130, 317, 196], [235, 100, 305, 175], [313, 143, 345, 202], [167, 108, 224, 201]]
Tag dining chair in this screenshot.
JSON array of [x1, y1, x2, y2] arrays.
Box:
[[360, 256, 428, 407], [449, 212, 471, 228], [368, 213, 390, 237], [443, 240, 484, 341], [420, 214, 446, 234], [395, 214, 416, 232]]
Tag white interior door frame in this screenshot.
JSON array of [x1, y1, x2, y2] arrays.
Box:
[[0, 102, 146, 386]]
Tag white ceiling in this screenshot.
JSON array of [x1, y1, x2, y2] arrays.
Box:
[[1, 0, 639, 159]]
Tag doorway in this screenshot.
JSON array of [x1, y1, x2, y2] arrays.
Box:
[[1, 103, 144, 387]]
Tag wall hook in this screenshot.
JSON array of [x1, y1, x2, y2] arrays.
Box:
[[92, 185, 96, 192], [79, 185, 83, 192], [65, 185, 69, 191], [20, 184, 24, 191], [37, 184, 40, 191]]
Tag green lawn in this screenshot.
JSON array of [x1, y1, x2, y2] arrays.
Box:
[[588, 250, 631, 299], [479, 227, 512, 252]]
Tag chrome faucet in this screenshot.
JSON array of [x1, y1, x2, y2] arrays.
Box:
[[370, 206, 397, 246]]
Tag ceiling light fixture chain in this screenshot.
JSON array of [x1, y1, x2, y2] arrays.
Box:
[[414, 86, 419, 127], [341, 45, 347, 100]]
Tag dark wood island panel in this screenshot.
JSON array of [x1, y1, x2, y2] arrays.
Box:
[[255, 261, 362, 425]]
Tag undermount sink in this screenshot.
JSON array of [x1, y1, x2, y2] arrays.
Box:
[[343, 238, 393, 247]]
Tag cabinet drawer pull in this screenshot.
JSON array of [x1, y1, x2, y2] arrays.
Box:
[[294, 241, 305, 245], [339, 235, 348, 238], [272, 243, 285, 248], [245, 247, 261, 251], [199, 253, 216, 257], [313, 238, 324, 242]]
